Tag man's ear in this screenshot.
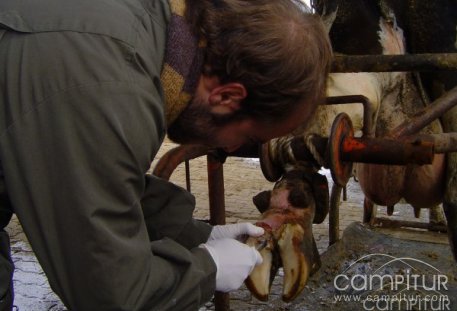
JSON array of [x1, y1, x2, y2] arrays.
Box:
[[208, 83, 247, 115]]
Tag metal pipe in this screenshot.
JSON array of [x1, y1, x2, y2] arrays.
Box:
[[415, 133, 457, 153], [331, 53, 457, 73], [152, 144, 210, 180], [289, 134, 435, 166], [373, 217, 448, 232], [185, 160, 191, 192], [325, 95, 375, 137], [329, 184, 342, 245], [207, 153, 226, 226], [213, 293, 230, 311], [207, 153, 230, 311], [390, 85, 457, 138], [340, 136, 435, 165]]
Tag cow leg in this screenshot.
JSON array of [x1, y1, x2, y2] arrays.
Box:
[[363, 197, 376, 224], [443, 202, 457, 260], [444, 152, 457, 259], [442, 101, 457, 260], [429, 205, 446, 227]]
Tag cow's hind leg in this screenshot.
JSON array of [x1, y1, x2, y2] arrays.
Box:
[[429, 205, 446, 228], [443, 201, 457, 260], [363, 197, 376, 224], [443, 105, 457, 260], [443, 151, 457, 260]]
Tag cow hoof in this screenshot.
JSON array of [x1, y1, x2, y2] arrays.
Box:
[[245, 224, 316, 302]]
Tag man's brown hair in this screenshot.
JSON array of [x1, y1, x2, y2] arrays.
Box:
[[186, 0, 332, 123]]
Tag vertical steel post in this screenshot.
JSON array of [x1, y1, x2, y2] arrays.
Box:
[[185, 159, 191, 192], [207, 153, 230, 311], [329, 184, 342, 245]]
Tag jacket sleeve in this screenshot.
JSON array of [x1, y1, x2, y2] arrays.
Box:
[[0, 82, 216, 310], [0, 30, 216, 311], [142, 174, 213, 250]]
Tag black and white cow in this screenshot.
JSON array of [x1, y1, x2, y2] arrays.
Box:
[[311, 0, 457, 257], [246, 1, 456, 301], [389, 0, 457, 259], [266, 0, 450, 254]]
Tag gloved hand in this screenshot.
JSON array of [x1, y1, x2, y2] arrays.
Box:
[[201, 238, 263, 292], [208, 223, 264, 241]]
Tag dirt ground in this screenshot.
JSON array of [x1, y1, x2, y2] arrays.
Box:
[[5, 138, 451, 311]]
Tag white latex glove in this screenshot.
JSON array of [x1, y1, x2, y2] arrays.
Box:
[[208, 223, 264, 241], [201, 238, 263, 292]]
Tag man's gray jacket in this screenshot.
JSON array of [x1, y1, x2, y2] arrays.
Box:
[[0, 0, 216, 309]]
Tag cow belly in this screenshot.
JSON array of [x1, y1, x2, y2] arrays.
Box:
[[356, 163, 405, 206], [403, 154, 446, 209], [355, 154, 445, 208]]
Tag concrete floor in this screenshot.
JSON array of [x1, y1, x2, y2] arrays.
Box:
[[5, 139, 453, 310]]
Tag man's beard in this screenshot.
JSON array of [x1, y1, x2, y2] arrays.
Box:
[[167, 98, 235, 146]]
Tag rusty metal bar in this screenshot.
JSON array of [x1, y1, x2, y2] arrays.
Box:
[[331, 53, 457, 73], [213, 293, 230, 311], [414, 133, 457, 153], [152, 144, 210, 180], [289, 133, 435, 166], [340, 136, 434, 165], [207, 153, 226, 226], [373, 217, 448, 232], [207, 153, 230, 311], [185, 160, 191, 192], [329, 184, 342, 245], [325, 95, 375, 137], [390, 85, 457, 138]]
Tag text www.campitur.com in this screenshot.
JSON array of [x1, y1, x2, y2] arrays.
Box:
[[334, 294, 451, 311]]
